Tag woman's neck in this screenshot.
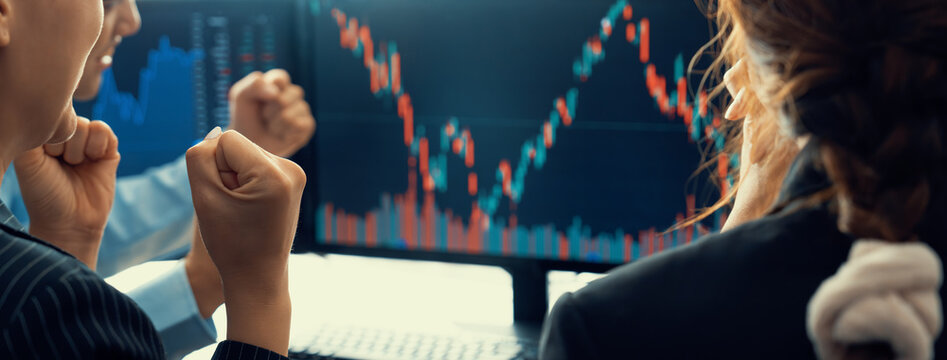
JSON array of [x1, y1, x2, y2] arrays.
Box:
[[0, 120, 17, 189], [0, 112, 22, 187], [0, 153, 13, 184], [0, 156, 8, 191]]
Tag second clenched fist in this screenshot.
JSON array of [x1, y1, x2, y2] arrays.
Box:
[[186, 128, 306, 294], [229, 69, 316, 158]]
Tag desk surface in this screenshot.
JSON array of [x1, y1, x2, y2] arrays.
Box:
[[106, 253, 602, 359]]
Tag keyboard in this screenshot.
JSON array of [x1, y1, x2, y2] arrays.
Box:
[[289, 324, 539, 360]]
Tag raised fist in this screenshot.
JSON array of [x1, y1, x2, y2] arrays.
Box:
[[14, 116, 120, 269], [229, 69, 316, 158]]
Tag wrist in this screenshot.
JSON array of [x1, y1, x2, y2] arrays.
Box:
[[223, 285, 292, 356], [220, 266, 290, 306], [29, 225, 103, 268], [184, 256, 225, 319]]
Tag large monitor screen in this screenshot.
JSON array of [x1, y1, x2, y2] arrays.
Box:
[[306, 0, 731, 267], [74, 0, 302, 176]]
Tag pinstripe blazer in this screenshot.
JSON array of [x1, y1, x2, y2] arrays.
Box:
[[0, 201, 287, 360]]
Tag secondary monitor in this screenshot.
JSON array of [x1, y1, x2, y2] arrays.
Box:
[[74, 0, 306, 176]]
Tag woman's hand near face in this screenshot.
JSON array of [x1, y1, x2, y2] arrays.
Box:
[[186, 128, 306, 356], [721, 59, 799, 231], [13, 114, 120, 269]]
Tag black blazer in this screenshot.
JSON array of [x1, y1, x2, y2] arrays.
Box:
[[539, 143, 947, 359], [0, 202, 286, 360]]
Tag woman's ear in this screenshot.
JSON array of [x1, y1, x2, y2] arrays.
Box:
[[0, 0, 10, 47]]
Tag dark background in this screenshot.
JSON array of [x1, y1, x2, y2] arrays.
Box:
[[311, 0, 719, 256]]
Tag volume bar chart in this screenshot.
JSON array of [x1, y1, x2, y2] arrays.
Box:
[[319, 193, 699, 263]]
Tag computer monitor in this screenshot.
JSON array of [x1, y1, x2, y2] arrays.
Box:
[[296, 0, 728, 322], [74, 0, 307, 176]]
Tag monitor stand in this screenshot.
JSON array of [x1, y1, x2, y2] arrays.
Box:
[[506, 262, 548, 325], [503, 261, 612, 342]]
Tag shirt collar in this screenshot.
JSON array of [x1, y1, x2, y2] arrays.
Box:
[[0, 200, 79, 261], [775, 140, 834, 205], [0, 200, 25, 232]]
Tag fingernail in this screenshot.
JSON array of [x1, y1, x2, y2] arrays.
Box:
[[204, 126, 222, 140], [725, 88, 747, 120], [725, 59, 744, 82]]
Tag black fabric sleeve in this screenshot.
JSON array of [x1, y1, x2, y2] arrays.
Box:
[[212, 340, 290, 360], [539, 292, 602, 360]]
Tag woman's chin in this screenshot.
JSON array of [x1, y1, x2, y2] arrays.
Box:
[[46, 109, 79, 145], [73, 76, 102, 102]]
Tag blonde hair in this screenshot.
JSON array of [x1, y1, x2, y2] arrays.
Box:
[[718, 0, 947, 241], [679, 0, 799, 229]]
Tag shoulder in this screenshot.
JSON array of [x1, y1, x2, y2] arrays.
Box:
[[0, 231, 164, 359], [539, 292, 602, 360], [543, 205, 851, 358], [575, 205, 844, 306], [0, 229, 85, 326]]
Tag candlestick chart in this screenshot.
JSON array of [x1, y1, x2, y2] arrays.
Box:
[[311, 0, 732, 264]]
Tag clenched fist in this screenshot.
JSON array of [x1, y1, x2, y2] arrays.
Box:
[[186, 127, 305, 355], [14, 116, 120, 269], [229, 69, 316, 158]]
